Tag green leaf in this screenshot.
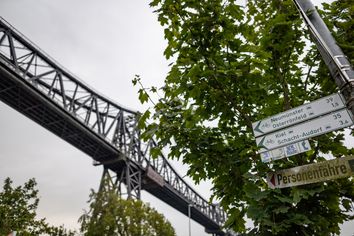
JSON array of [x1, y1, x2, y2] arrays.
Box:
[[138, 110, 151, 129], [138, 89, 149, 104], [273, 205, 290, 214]]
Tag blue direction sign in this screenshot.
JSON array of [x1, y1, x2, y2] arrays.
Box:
[[256, 108, 353, 153], [261, 140, 311, 163], [252, 93, 346, 137]]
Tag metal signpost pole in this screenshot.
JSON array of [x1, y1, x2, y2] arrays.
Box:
[[293, 0, 354, 116], [188, 204, 192, 236]]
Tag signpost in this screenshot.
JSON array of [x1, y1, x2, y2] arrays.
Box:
[[267, 156, 354, 189], [256, 108, 353, 153], [260, 140, 311, 163], [252, 93, 346, 137]]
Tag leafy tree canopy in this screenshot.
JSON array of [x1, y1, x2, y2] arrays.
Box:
[[0, 177, 74, 236], [135, 0, 354, 235], [79, 175, 176, 236]]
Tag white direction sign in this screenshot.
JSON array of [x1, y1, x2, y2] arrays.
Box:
[[252, 93, 345, 137], [261, 140, 311, 163], [267, 155, 354, 189], [256, 108, 353, 153]]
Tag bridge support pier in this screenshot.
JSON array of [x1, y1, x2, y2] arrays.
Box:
[[99, 161, 142, 199]]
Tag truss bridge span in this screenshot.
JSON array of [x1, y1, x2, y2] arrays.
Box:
[[0, 17, 232, 235]]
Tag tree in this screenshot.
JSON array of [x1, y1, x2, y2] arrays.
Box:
[[0, 177, 74, 236], [136, 0, 354, 234], [79, 175, 176, 236]]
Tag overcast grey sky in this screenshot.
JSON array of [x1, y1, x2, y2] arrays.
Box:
[[0, 1, 211, 235], [0, 0, 352, 235]]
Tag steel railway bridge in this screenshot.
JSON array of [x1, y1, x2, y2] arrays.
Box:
[[2, 0, 352, 234], [0, 17, 230, 235]]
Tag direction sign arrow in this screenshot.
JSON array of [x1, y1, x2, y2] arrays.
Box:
[[267, 155, 354, 189], [256, 108, 353, 152], [252, 93, 346, 137], [260, 140, 311, 163]]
